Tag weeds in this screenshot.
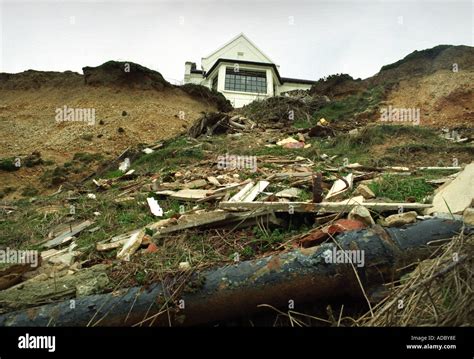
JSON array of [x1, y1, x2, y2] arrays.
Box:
[[369, 174, 434, 202]]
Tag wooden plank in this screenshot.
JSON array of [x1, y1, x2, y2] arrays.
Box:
[[110, 230, 141, 243], [43, 220, 94, 249], [171, 189, 210, 201], [229, 182, 255, 202], [240, 181, 270, 202], [219, 201, 432, 213], [261, 158, 308, 164], [196, 193, 225, 203], [152, 209, 278, 238], [96, 230, 142, 251], [117, 230, 146, 260], [183, 179, 208, 189], [0, 264, 37, 290], [146, 218, 178, 231], [155, 190, 176, 196], [97, 239, 131, 251], [210, 180, 251, 194], [155, 189, 210, 201], [156, 211, 230, 236], [275, 172, 312, 179], [418, 166, 462, 171]]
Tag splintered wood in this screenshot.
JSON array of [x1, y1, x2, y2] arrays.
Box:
[[219, 200, 432, 213], [229, 181, 269, 202]]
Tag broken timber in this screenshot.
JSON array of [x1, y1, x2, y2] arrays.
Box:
[[229, 181, 269, 202], [42, 220, 94, 249], [218, 201, 432, 213], [0, 219, 468, 326], [152, 209, 281, 238]]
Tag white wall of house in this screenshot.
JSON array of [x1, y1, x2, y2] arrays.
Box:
[[183, 34, 315, 108], [201, 35, 273, 72], [185, 73, 205, 85]]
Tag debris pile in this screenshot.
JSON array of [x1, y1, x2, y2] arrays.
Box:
[[2, 44, 474, 326], [238, 95, 329, 123], [187, 112, 255, 138], [1, 115, 472, 326]]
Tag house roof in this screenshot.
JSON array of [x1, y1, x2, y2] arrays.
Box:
[[202, 33, 275, 65], [204, 58, 315, 85]]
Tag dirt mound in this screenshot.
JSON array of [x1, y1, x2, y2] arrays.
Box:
[[0, 70, 83, 90], [369, 45, 474, 86], [310, 74, 367, 99], [0, 61, 220, 198], [180, 84, 233, 112], [239, 95, 329, 123], [82, 61, 171, 91]]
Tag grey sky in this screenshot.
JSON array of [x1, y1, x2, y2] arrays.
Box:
[[1, 0, 472, 83]]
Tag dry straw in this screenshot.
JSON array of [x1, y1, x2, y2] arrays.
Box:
[[356, 231, 473, 326]]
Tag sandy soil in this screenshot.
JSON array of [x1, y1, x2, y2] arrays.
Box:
[[385, 70, 474, 129]]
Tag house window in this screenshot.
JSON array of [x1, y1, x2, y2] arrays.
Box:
[[212, 76, 218, 91], [224, 67, 267, 94]]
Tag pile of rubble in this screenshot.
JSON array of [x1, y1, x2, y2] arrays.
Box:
[[0, 114, 473, 326]]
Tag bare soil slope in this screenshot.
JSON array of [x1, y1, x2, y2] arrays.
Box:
[[308, 45, 474, 129], [385, 70, 474, 128], [0, 62, 223, 196]]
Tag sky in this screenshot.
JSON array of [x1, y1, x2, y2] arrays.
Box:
[[0, 0, 472, 83]]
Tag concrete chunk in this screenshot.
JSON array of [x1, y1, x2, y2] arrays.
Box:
[[356, 184, 375, 199], [427, 162, 474, 215], [348, 205, 375, 226], [385, 211, 418, 227]]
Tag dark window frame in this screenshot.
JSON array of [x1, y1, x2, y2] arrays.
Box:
[[224, 67, 267, 94]]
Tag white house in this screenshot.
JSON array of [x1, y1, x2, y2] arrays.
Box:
[[184, 33, 315, 108]]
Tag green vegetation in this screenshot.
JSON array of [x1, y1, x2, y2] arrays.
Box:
[[315, 124, 444, 166], [103, 169, 123, 179], [241, 245, 255, 259], [21, 185, 39, 197], [39, 152, 103, 186], [369, 174, 435, 202], [132, 137, 204, 174], [0, 157, 20, 172], [252, 227, 286, 247], [380, 45, 451, 71], [73, 152, 103, 163], [298, 189, 312, 202], [293, 86, 385, 127], [388, 142, 474, 157], [24, 152, 43, 167], [348, 124, 440, 146], [0, 186, 16, 199], [80, 134, 94, 141]]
